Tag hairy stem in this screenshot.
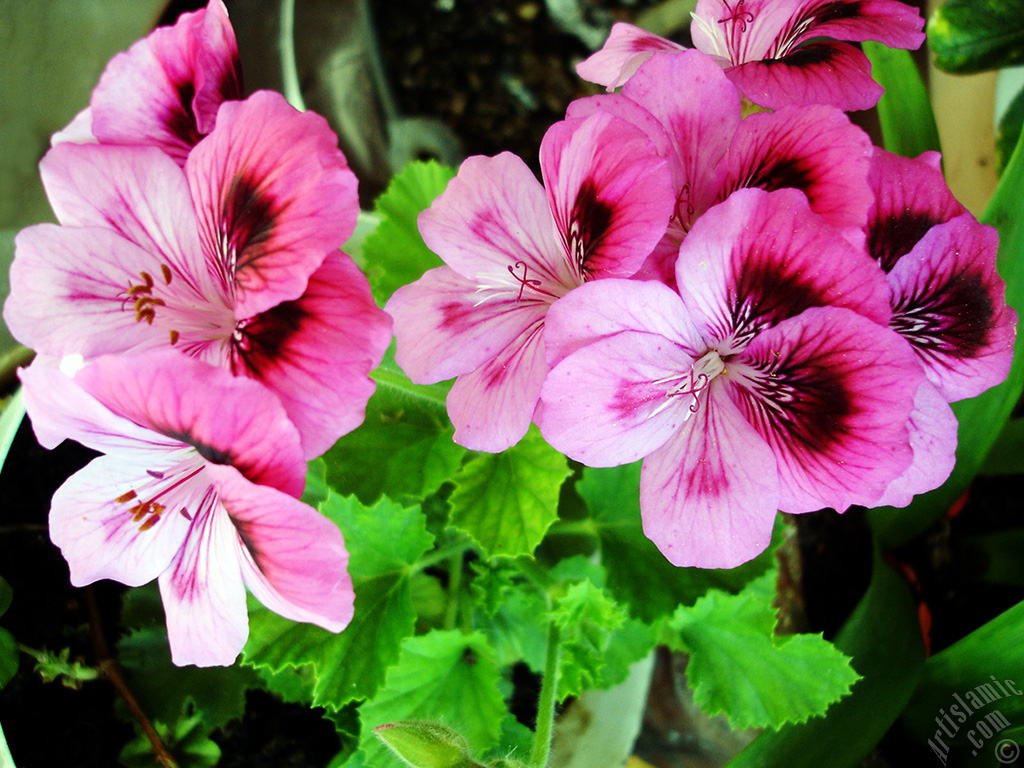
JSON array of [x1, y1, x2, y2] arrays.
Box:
[[530, 620, 561, 768], [279, 0, 306, 111]]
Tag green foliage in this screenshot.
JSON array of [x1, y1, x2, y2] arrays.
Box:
[[243, 493, 434, 708], [119, 710, 221, 768], [21, 646, 98, 689], [928, 0, 1024, 73], [997, 86, 1024, 175], [449, 426, 571, 557], [0, 577, 14, 689], [323, 353, 463, 506], [577, 462, 779, 622], [375, 720, 486, 768], [359, 631, 506, 768], [727, 547, 926, 767], [363, 160, 456, 305], [667, 571, 859, 730], [862, 41, 941, 158]]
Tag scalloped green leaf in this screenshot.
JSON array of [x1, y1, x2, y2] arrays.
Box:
[[928, 0, 1024, 74], [243, 493, 434, 709], [0, 628, 18, 688], [668, 572, 859, 730], [449, 426, 570, 557], [359, 631, 506, 768], [863, 41, 940, 158], [577, 462, 779, 622], [364, 160, 456, 305]]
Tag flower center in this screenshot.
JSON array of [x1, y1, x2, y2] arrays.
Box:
[[122, 265, 182, 346], [112, 465, 205, 532], [650, 350, 725, 419]]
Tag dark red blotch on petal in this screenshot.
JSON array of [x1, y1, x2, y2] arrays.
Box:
[[569, 179, 614, 278], [868, 211, 946, 273], [166, 81, 203, 148], [728, 245, 829, 339], [806, 1, 866, 26], [230, 300, 308, 379], [891, 270, 995, 364], [223, 173, 279, 275]]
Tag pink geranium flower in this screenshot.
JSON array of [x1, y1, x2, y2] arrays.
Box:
[[385, 111, 674, 451], [20, 352, 353, 667], [53, 0, 242, 163], [538, 189, 930, 567], [578, 0, 925, 111], [5, 90, 391, 459]]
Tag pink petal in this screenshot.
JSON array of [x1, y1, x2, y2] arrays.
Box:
[[639, 388, 779, 568], [887, 214, 1016, 401], [575, 22, 685, 90], [876, 381, 957, 508], [723, 104, 873, 233], [619, 51, 742, 231], [540, 112, 673, 279], [692, 0, 801, 63], [223, 251, 393, 459], [446, 319, 548, 451], [538, 330, 700, 466], [51, 107, 97, 146], [89, 0, 242, 165], [49, 454, 205, 588], [158, 499, 248, 667], [724, 43, 883, 111], [866, 148, 967, 273], [75, 351, 306, 497], [187, 91, 359, 317], [387, 266, 549, 385], [674, 188, 892, 346], [543, 278, 701, 368], [419, 152, 572, 289], [730, 307, 922, 514], [209, 464, 354, 631], [793, 0, 925, 49]]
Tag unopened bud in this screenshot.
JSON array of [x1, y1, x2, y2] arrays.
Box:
[[375, 720, 484, 768]]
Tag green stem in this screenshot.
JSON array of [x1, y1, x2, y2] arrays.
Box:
[[370, 365, 450, 411], [411, 539, 473, 574], [0, 718, 15, 768], [443, 552, 463, 632], [279, 0, 306, 111], [530, 621, 561, 768]]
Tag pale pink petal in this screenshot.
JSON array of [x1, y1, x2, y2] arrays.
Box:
[[724, 43, 883, 111], [543, 278, 701, 368], [619, 51, 741, 231], [90, 0, 242, 165], [730, 307, 922, 514], [49, 454, 205, 588], [575, 22, 685, 90], [158, 500, 248, 667], [541, 112, 673, 279], [188, 91, 358, 317], [446, 320, 548, 451], [724, 104, 873, 233], [887, 215, 1016, 401], [674, 188, 891, 348], [876, 381, 957, 508], [38, 143, 207, 287], [75, 351, 306, 497], [866, 148, 966, 273], [387, 266, 549, 385], [418, 153, 570, 287], [220, 251, 392, 459], [51, 107, 97, 146], [692, 0, 800, 63], [538, 330, 699, 466], [639, 388, 779, 568], [208, 464, 353, 631]]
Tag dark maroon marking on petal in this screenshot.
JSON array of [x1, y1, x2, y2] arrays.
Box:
[[745, 155, 813, 198], [764, 44, 841, 67], [164, 81, 203, 147], [738, 336, 856, 458], [806, 0, 866, 26], [230, 516, 261, 563], [221, 174, 279, 274], [159, 427, 233, 465], [230, 300, 307, 379], [728, 246, 828, 342], [891, 269, 994, 364], [868, 211, 945, 273], [566, 179, 614, 279]]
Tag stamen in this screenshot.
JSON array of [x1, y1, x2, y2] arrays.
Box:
[[169, 330, 180, 346], [180, 508, 193, 521], [139, 271, 154, 289], [718, 0, 754, 31], [648, 351, 725, 419], [146, 469, 166, 479], [138, 515, 161, 532], [160, 264, 173, 284], [114, 490, 137, 504]]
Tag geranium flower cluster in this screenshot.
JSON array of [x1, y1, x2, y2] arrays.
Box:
[[4, 2, 391, 666], [389, 1, 1016, 568]]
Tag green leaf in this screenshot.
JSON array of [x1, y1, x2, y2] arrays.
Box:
[[928, 0, 1024, 74], [863, 42, 941, 158], [0, 576, 11, 619], [375, 721, 486, 768], [997, 84, 1024, 175], [117, 625, 257, 731], [0, 628, 18, 688], [323, 353, 463, 506], [869, 123, 1024, 546], [449, 426, 570, 557], [902, 598, 1024, 748], [119, 711, 221, 768], [243, 493, 435, 708], [470, 567, 548, 671], [551, 580, 627, 699], [303, 458, 331, 507], [960, 528, 1024, 588], [364, 160, 456, 305], [668, 572, 859, 730], [726, 546, 926, 768], [359, 631, 506, 768], [577, 462, 780, 622]]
